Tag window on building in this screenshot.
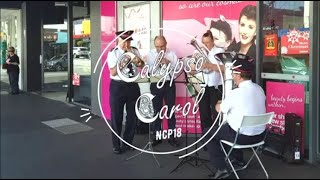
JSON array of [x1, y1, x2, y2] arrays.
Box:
[[261, 1, 311, 160]]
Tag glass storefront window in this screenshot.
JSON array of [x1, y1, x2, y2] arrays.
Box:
[[72, 2, 91, 106], [261, 1, 311, 160], [0, 9, 22, 89], [42, 21, 68, 92]]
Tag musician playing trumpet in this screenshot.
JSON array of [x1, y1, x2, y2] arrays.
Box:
[[107, 30, 142, 154], [145, 36, 180, 147]]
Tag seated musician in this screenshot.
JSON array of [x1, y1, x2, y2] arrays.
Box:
[[207, 54, 266, 179]]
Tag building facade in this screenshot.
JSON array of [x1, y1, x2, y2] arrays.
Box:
[[0, 1, 319, 163]]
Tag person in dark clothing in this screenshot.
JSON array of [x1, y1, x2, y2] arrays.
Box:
[[6, 46, 20, 95]]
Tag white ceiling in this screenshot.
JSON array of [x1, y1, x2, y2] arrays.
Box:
[[1, 9, 67, 30]]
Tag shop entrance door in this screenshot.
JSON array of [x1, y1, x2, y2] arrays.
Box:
[[261, 1, 313, 161], [0, 9, 22, 91], [41, 8, 68, 100], [72, 2, 92, 107]]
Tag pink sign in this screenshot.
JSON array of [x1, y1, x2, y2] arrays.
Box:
[[162, 1, 256, 133], [101, 1, 117, 120], [72, 73, 80, 86], [266, 81, 305, 133], [162, 97, 202, 134], [162, 1, 256, 58]]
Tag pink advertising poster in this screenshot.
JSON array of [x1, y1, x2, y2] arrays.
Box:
[[266, 81, 305, 133], [101, 1, 116, 120], [266, 81, 305, 152], [162, 1, 256, 133], [162, 1, 256, 58]]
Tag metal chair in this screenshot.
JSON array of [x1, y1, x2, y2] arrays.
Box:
[[219, 112, 275, 179]]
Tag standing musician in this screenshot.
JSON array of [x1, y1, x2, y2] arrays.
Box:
[[107, 30, 143, 154], [191, 30, 225, 139], [146, 36, 180, 147]]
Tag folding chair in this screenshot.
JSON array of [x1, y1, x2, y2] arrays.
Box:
[[219, 112, 275, 179]]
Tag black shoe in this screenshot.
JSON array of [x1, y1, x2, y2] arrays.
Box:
[[113, 147, 122, 154], [209, 168, 230, 179], [122, 145, 134, 152], [231, 158, 246, 168], [152, 139, 162, 147], [168, 138, 180, 147]]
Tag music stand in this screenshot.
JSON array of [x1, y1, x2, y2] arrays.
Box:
[[126, 122, 161, 168], [125, 76, 161, 168], [170, 71, 213, 174]]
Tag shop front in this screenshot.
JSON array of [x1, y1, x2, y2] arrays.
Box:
[[96, 1, 319, 163], [260, 1, 319, 163], [1, 0, 318, 163]]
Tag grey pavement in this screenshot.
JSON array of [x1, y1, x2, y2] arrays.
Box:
[[1, 81, 320, 179]]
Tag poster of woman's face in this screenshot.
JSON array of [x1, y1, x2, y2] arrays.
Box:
[[162, 1, 257, 58], [239, 15, 257, 46], [162, 1, 257, 98]]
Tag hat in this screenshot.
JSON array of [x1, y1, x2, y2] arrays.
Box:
[[115, 30, 134, 41], [231, 53, 255, 74]]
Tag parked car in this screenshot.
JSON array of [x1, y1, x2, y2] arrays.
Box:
[[74, 54, 91, 75], [74, 54, 91, 60], [73, 47, 90, 56], [44, 54, 68, 71]]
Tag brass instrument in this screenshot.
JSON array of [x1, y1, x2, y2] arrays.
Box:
[[132, 56, 145, 68], [117, 51, 144, 79], [189, 37, 211, 64], [118, 51, 144, 68], [183, 37, 209, 98]]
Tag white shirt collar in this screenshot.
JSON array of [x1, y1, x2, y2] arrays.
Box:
[[238, 80, 253, 88], [152, 48, 170, 55]]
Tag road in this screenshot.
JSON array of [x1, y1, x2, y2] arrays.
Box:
[[1, 69, 68, 84], [1, 60, 91, 84]]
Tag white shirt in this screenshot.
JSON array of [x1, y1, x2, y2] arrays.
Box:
[[107, 46, 141, 80], [201, 46, 224, 87], [220, 80, 266, 136], [146, 48, 178, 81]]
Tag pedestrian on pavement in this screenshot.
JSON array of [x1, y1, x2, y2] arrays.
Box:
[[6, 46, 20, 95]]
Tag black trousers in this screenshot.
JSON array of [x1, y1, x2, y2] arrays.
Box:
[[204, 124, 265, 170], [7, 70, 19, 94], [199, 85, 222, 131], [150, 82, 176, 132], [109, 80, 140, 149]]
